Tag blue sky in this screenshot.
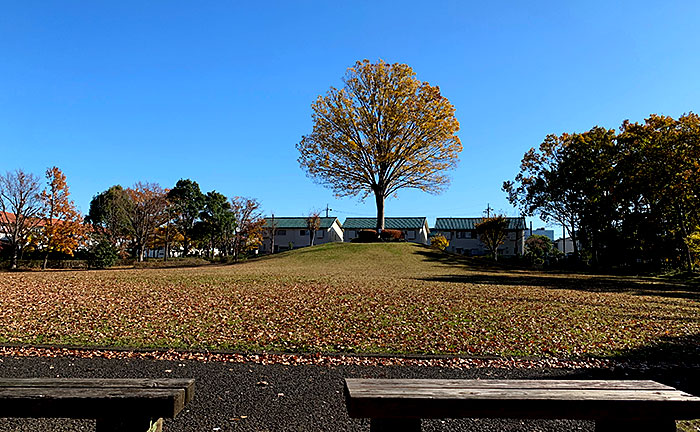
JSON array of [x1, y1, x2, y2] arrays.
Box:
[[2, 1, 699, 230]]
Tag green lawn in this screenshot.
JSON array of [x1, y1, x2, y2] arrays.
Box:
[[1, 242, 697, 359]]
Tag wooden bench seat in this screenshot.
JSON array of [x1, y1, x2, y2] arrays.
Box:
[[0, 378, 195, 432], [344, 379, 700, 431]]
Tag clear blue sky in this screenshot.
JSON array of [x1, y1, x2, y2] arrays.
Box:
[[2, 1, 699, 230]]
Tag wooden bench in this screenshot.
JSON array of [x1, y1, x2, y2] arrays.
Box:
[[344, 379, 700, 431], [0, 378, 195, 432]]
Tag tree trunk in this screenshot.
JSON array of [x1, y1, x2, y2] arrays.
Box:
[[676, 205, 694, 272], [309, 231, 315, 246], [183, 236, 190, 257], [11, 246, 19, 270], [374, 191, 385, 233], [43, 252, 49, 270]]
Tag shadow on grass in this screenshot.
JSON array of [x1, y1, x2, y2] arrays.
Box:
[[414, 250, 700, 301]]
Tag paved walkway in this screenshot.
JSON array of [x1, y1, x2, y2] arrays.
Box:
[[0, 354, 695, 431]]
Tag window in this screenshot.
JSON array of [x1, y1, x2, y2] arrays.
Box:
[[300, 230, 307, 236], [348, 230, 355, 238], [456, 231, 472, 239], [317, 230, 324, 239], [406, 230, 416, 240], [277, 230, 286, 236]]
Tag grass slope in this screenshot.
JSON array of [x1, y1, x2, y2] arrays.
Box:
[[1, 242, 698, 359]]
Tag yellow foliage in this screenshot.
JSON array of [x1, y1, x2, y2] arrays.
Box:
[[430, 234, 449, 251], [297, 59, 461, 201]]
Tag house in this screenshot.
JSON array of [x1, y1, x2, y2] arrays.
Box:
[[259, 217, 343, 253], [433, 217, 527, 256], [0, 212, 11, 253], [342, 217, 430, 244]]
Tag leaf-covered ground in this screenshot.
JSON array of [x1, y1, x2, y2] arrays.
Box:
[[1, 243, 698, 359]]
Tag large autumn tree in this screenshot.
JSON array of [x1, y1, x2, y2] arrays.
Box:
[[38, 167, 86, 269], [616, 114, 700, 270], [0, 169, 42, 269], [297, 59, 462, 231], [230, 196, 265, 260], [125, 182, 169, 262], [503, 127, 616, 260]]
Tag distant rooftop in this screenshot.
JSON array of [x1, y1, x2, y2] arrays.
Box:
[[263, 217, 338, 229], [434, 217, 526, 230], [342, 217, 427, 230]]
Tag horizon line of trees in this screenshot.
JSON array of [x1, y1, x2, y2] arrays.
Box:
[[0, 170, 266, 269], [504, 113, 700, 272]]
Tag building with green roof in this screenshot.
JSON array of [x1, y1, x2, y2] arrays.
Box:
[[433, 217, 526, 256], [342, 217, 430, 244], [259, 217, 343, 253]]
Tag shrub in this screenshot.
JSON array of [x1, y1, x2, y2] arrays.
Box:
[[88, 240, 118, 269], [353, 229, 378, 243], [430, 234, 449, 251], [380, 229, 404, 242]]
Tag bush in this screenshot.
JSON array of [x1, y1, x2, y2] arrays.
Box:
[[380, 229, 404, 241], [88, 240, 119, 269], [352, 229, 378, 243], [430, 234, 449, 251]]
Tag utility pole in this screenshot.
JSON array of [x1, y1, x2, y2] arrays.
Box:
[[485, 203, 492, 218], [325, 204, 332, 218]]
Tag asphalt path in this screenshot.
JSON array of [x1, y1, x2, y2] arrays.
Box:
[[0, 355, 694, 432]]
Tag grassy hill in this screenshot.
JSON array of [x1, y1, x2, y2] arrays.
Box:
[[1, 242, 698, 359]]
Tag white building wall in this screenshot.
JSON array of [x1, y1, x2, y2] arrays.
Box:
[[437, 230, 525, 256], [260, 222, 343, 253]]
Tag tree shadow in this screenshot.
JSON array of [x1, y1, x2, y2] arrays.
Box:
[[558, 333, 700, 397], [414, 250, 700, 301]]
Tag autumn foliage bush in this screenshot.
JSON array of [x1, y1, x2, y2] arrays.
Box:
[[380, 229, 404, 242], [430, 234, 449, 251]]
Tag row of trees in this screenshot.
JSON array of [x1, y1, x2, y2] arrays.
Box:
[[0, 169, 266, 269], [504, 113, 700, 271], [86, 179, 265, 263], [0, 167, 86, 269]]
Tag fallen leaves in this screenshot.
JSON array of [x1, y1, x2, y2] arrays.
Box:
[[0, 243, 697, 359]]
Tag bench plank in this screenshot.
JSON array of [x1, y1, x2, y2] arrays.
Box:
[[345, 379, 700, 421], [0, 378, 195, 403], [0, 387, 186, 419], [346, 379, 676, 391]]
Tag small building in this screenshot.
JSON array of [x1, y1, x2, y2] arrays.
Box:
[[342, 217, 430, 244], [554, 237, 577, 255], [260, 217, 343, 253], [433, 217, 527, 257], [525, 227, 555, 242]]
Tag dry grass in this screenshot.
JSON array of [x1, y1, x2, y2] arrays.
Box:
[[1, 243, 697, 358]]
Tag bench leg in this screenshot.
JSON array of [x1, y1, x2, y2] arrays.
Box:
[[95, 417, 163, 432], [370, 418, 421, 432], [595, 418, 675, 432]]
